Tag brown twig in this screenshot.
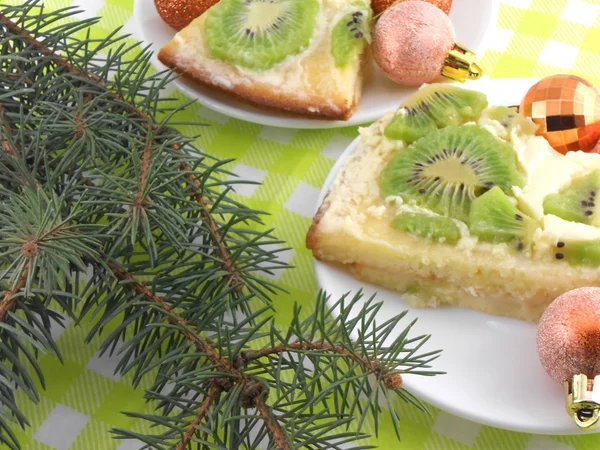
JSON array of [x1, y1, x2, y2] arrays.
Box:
[[255, 396, 291, 450], [107, 260, 242, 376], [243, 342, 381, 374], [0, 103, 17, 158], [0, 265, 30, 323], [176, 383, 222, 450], [0, 12, 245, 291]]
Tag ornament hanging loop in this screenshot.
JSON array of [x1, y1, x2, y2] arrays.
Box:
[[565, 374, 600, 430]]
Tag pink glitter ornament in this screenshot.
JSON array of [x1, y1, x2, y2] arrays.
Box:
[[537, 287, 600, 429], [372, 0, 482, 86]]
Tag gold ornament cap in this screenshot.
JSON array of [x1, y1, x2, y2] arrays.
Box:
[[565, 374, 600, 429], [442, 42, 483, 83]]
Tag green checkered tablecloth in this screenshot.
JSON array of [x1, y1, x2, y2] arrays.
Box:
[[6, 0, 600, 448]]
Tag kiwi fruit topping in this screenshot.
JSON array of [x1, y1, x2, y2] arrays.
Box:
[[391, 212, 461, 244], [543, 170, 600, 226], [552, 239, 600, 267], [331, 2, 371, 67], [469, 186, 538, 248], [384, 84, 489, 142], [380, 125, 524, 223], [205, 0, 320, 71], [481, 106, 538, 137]]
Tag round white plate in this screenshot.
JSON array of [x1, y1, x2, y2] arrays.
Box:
[[314, 78, 595, 435], [133, 0, 499, 128]]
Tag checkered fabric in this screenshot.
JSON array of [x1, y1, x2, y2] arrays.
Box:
[[5, 0, 600, 448]]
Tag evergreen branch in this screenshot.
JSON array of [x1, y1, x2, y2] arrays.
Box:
[[0, 9, 246, 292], [176, 383, 222, 450], [0, 265, 29, 323], [242, 342, 385, 379], [255, 395, 291, 450], [0, 103, 17, 158], [106, 259, 241, 376]]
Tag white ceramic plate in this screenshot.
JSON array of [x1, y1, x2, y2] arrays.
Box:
[[314, 78, 597, 435], [133, 0, 499, 128]]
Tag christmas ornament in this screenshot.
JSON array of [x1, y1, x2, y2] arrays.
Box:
[[372, 0, 452, 16], [372, 1, 482, 86], [154, 0, 219, 31], [520, 75, 600, 154], [537, 287, 600, 429]]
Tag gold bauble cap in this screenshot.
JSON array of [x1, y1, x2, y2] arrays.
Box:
[[565, 374, 600, 429], [442, 42, 483, 83]]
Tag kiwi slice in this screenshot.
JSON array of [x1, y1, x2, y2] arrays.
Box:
[[469, 186, 538, 248], [480, 106, 538, 140], [205, 0, 320, 71], [391, 212, 461, 244], [543, 170, 600, 226], [552, 240, 600, 267], [380, 125, 524, 223], [331, 2, 371, 67], [384, 84, 489, 142]]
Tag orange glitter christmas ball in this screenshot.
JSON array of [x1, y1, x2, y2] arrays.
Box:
[[520, 75, 600, 154], [372, 0, 452, 16], [154, 0, 219, 31], [537, 287, 600, 384]]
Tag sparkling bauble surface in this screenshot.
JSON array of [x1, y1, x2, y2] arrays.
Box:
[[154, 0, 219, 31], [537, 287, 600, 384], [372, 0, 452, 16], [520, 75, 600, 154], [373, 1, 455, 86]]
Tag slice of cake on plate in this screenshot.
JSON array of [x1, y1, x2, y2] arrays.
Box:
[[158, 0, 371, 120], [307, 84, 600, 322]]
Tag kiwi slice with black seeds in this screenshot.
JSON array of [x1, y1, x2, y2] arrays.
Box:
[[384, 84, 489, 142], [482, 106, 538, 135], [331, 2, 371, 67], [543, 170, 600, 226], [469, 186, 538, 248], [380, 125, 524, 223], [553, 239, 600, 267], [205, 0, 320, 71], [391, 212, 461, 244]]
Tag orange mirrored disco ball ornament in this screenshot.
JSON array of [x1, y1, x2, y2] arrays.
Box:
[[154, 0, 219, 31], [520, 75, 600, 154]]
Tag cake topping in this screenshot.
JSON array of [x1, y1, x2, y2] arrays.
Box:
[[331, 2, 371, 67], [204, 0, 320, 71], [384, 84, 488, 142]]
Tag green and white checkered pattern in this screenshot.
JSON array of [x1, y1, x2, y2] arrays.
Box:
[[6, 0, 600, 448]]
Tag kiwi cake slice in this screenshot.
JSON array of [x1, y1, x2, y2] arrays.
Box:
[[380, 125, 524, 223], [391, 212, 461, 244], [543, 170, 600, 226], [205, 0, 320, 71], [384, 84, 489, 142], [469, 186, 538, 248], [331, 2, 371, 67]]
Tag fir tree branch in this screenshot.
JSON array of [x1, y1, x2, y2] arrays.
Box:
[[0, 265, 29, 323], [176, 383, 222, 450], [106, 260, 241, 376], [242, 342, 384, 377], [255, 395, 291, 450], [0, 103, 17, 158], [0, 10, 246, 291]]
